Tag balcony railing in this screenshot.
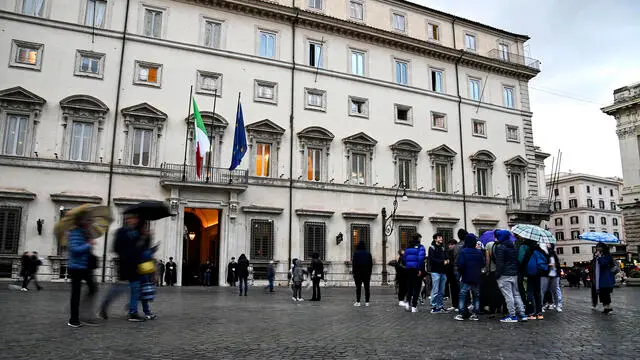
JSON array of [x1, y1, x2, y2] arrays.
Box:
[[507, 197, 552, 213], [160, 163, 248, 185], [486, 49, 541, 71]]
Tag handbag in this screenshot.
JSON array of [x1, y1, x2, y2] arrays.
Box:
[[88, 253, 98, 270], [138, 260, 156, 275]]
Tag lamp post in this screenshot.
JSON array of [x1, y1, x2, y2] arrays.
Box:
[[381, 181, 408, 285]]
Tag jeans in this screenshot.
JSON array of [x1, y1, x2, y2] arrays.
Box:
[[293, 283, 302, 299], [311, 278, 321, 300], [204, 272, 211, 286], [405, 269, 422, 308], [238, 276, 248, 295], [459, 282, 480, 316], [497, 275, 525, 317], [69, 269, 97, 323], [540, 276, 563, 309], [354, 275, 371, 303], [129, 280, 142, 315], [430, 272, 447, 309], [266, 278, 275, 292], [526, 276, 542, 315]]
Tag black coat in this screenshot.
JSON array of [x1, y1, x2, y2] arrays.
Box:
[[28, 255, 42, 274], [236, 258, 250, 278], [227, 261, 237, 283], [310, 258, 324, 279], [113, 228, 144, 281], [20, 255, 31, 276], [165, 261, 178, 283], [352, 249, 373, 279]]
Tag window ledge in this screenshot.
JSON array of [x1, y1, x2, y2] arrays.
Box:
[[304, 106, 327, 112], [394, 120, 413, 126], [9, 63, 41, 71], [254, 97, 277, 105], [349, 112, 369, 119], [431, 126, 448, 132], [472, 133, 487, 139], [133, 81, 161, 89], [73, 72, 104, 80]]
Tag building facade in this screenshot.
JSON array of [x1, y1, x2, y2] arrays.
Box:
[[0, 0, 548, 286], [602, 82, 640, 257], [546, 173, 624, 265]]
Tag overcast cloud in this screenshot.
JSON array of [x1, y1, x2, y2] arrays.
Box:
[[410, 0, 640, 178]]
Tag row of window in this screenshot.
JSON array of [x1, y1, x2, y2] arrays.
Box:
[[552, 199, 616, 211], [554, 216, 619, 227], [556, 246, 597, 255], [555, 230, 620, 241], [555, 185, 616, 197]]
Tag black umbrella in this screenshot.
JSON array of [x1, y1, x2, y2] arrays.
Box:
[[124, 201, 171, 221]]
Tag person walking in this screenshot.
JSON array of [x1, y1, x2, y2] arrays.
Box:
[[428, 233, 449, 313], [291, 259, 305, 301], [310, 253, 324, 301], [494, 230, 528, 323], [67, 213, 98, 327], [165, 257, 177, 286], [265, 260, 276, 293], [25, 251, 44, 291], [227, 257, 237, 288], [237, 254, 250, 296], [403, 233, 425, 313], [395, 249, 408, 307], [454, 233, 485, 321], [540, 243, 563, 312], [590, 242, 616, 314], [203, 260, 213, 286], [20, 251, 31, 291], [444, 241, 458, 311], [352, 241, 373, 307]]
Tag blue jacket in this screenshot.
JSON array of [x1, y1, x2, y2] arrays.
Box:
[[457, 234, 485, 284], [494, 230, 518, 277], [595, 254, 615, 289], [404, 244, 426, 270], [67, 228, 92, 270], [427, 241, 448, 274]]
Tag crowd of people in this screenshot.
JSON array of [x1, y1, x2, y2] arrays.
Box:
[[392, 228, 618, 321]]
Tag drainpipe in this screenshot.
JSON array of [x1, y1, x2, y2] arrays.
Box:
[[101, 0, 131, 282], [287, 3, 299, 271], [452, 19, 468, 229]]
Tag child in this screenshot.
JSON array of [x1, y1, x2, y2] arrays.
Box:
[[291, 259, 305, 301]]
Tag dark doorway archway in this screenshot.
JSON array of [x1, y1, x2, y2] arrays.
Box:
[[183, 208, 221, 285]]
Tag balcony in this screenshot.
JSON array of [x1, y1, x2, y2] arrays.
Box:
[[506, 197, 552, 225], [486, 49, 540, 71], [160, 163, 248, 191]]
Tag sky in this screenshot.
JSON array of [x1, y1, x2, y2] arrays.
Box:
[[410, 0, 640, 178]]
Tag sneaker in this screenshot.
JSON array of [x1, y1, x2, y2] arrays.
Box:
[[298, 298, 304, 302], [441, 307, 451, 313], [537, 315, 544, 320], [528, 315, 537, 320], [145, 314, 158, 320], [469, 314, 479, 321], [353, 302, 361, 307], [431, 308, 441, 314], [127, 313, 145, 322], [603, 308, 613, 315], [292, 297, 297, 301], [80, 319, 101, 327], [411, 307, 418, 313], [519, 315, 529, 322], [399, 301, 407, 307], [500, 316, 518, 323], [365, 302, 369, 307], [404, 303, 411, 311], [20, 288, 28, 292], [591, 305, 598, 311], [446, 306, 456, 311], [556, 307, 563, 313], [454, 314, 465, 321], [67, 321, 82, 328]]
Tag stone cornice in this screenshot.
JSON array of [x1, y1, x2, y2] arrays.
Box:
[[113, 197, 157, 206], [341, 212, 378, 220], [0, 188, 36, 201], [471, 218, 500, 226], [50, 193, 102, 204], [393, 214, 424, 222], [428, 216, 460, 225], [0, 156, 162, 178], [295, 208, 335, 217], [241, 205, 284, 214]]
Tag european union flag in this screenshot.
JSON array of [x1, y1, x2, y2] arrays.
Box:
[[229, 98, 247, 171]]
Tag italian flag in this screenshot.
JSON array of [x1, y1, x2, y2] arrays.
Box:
[[193, 98, 210, 179]]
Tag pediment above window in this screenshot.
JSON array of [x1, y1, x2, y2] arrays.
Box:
[[121, 102, 167, 132], [504, 155, 528, 168], [0, 86, 46, 117], [343, 132, 377, 155], [427, 144, 456, 166], [185, 111, 228, 135], [59, 94, 109, 123], [245, 119, 285, 145], [390, 139, 422, 160], [470, 150, 496, 169], [298, 126, 334, 151]]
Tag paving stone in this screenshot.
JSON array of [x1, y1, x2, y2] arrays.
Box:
[[0, 284, 639, 359]]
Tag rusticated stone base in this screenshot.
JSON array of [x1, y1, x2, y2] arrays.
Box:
[[622, 206, 640, 254]]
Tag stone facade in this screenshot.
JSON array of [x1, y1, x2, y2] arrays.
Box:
[[602, 82, 640, 255], [545, 173, 624, 265], [0, 0, 548, 286]]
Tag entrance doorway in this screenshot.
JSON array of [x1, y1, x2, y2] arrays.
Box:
[[183, 208, 221, 286]]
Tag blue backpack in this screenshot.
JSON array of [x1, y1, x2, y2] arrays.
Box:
[[526, 249, 549, 276]]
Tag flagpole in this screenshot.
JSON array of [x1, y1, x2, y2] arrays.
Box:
[[205, 89, 218, 183], [182, 85, 193, 181]]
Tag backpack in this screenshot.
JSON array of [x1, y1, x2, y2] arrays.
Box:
[[425, 245, 435, 273], [611, 260, 620, 275], [525, 249, 549, 276]]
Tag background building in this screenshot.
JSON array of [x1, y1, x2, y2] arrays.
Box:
[[546, 173, 624, 266], [0, 0, 548, 285], [602, 82, 640, 258]]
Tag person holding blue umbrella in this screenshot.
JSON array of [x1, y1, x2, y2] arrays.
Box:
[[589, 242, 616, 314]]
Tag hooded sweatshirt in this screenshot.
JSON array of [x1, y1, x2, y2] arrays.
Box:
[[352, 241, 373, 278], [494, 230, 518, 277], [457, 234, 485, 284], [428, 239, 448, 274], [453, 229, 468, 274]]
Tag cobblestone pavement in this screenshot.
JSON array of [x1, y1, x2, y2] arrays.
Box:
[[1, 283, 639, 359]]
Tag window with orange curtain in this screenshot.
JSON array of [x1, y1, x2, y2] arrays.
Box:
[[255, 142, 271, 177], [147, 67, 158, 83], [307, 148, 321, 181], [350, 223, 370, 257]]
